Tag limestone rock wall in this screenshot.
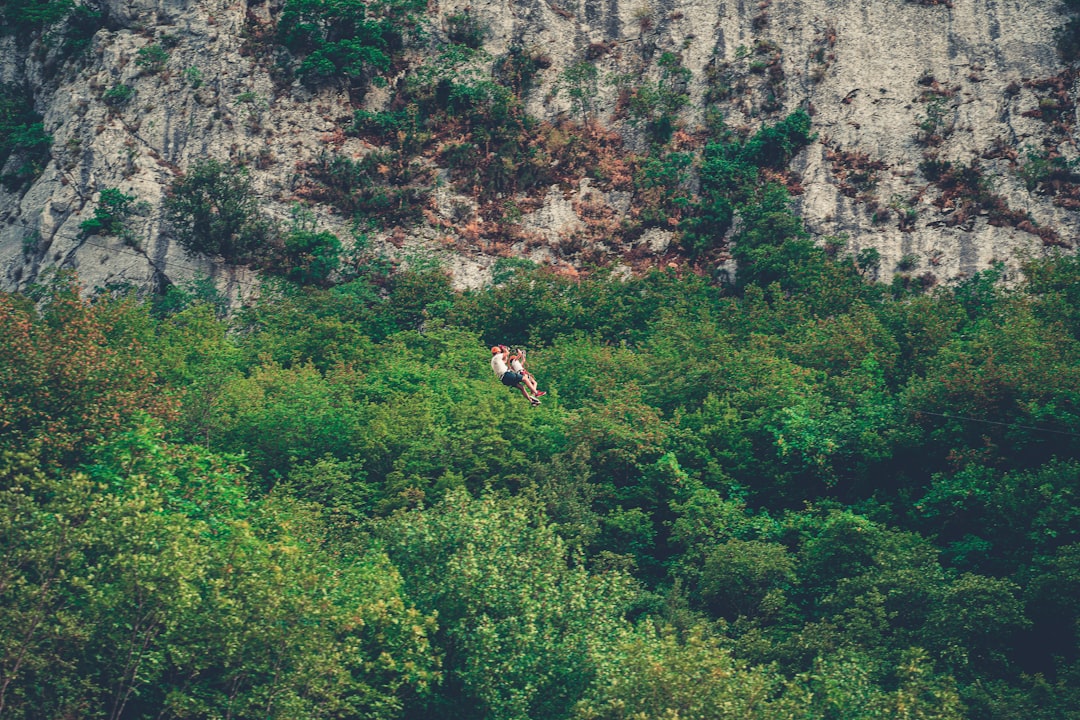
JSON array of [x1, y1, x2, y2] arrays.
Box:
[[0, 0, 1075, 296]]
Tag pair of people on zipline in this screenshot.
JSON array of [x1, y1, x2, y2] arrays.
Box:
[[490, 345, 545, 405]]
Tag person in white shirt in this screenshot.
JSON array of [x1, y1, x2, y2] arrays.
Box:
[[491, 346, 540, 406]]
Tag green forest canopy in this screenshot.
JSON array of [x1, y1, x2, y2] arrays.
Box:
[[4, 242, 1080, 719], [5, 1, 1080, 716]]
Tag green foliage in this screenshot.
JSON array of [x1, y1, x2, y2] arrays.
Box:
[[0, 433, 439, 719], [8, 184, 1080, 718], [164, 158, 271, 262], [182, 65, 203, 88], [633, 150, 693, 227], [700, 538, 796, 619], [491, 255, 536, 285], [277, 207, 342, 285], [903, 291, 1080, 470], [351, 107, 421, 150], [0, 83, 51, 191], [916, 94, 952, 145], [785, 649, 965, 720], [135, 42, 168, 73], [1024, 252, 1080, 338], [102, 83, 135, 107], [299, 149, 430, 223], [0, 276, 175, 464], [54, 3, 103, 57], [277, 0, 425, 86], [0, 0, 100, 60], [741, 109, 815, 169], [576, 623, 784, 720], [0, 0, 74, 33], [343, 40, 552, 223], [621, 51, 692, 144], [378, 489, 635, 719], [560, 61, 600, 122], [385, 45, 549, 201], [210, 359, 361, 482], [682, 110, 814, 254], [78, 187, 136, 239], [1016, 146, 1080, 191], [728, 182, 813, 286]]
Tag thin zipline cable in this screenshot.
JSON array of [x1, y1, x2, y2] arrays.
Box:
[[912, 409, 1080, 439]]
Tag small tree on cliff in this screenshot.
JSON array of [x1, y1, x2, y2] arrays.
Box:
[[164, 159, 271, 263]]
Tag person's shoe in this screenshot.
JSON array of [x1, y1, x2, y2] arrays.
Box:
[[534, 391, 547, 397], [530, 398, 541, 406]]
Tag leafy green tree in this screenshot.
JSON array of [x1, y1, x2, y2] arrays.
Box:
[[700, 538, 796, 619], [681, 110, 814, 254], [1025, 542, 1080, 673], [902, 296, 1080, 471], [0, 82, 51, 190], [1024, 253, 1080, 340], [275, 209, 343, 285], [575, 623, 784, 720], [79, 187, 136, 238], [741, 109, 815, 169], [729, 182, 813, 284], [385, 265, 455, 331], [148, 301, 243, 444], [164, 158, 271, 263], [0, 276, 174, 464], [559, 61, 600, 123], [0, 428, 440, 719], [783, 649, 965, 720], [914, 459, 1080, 575], [209, 359, 361, 482], [377, 489, 636, 720], [278, 0, 425, 86], [234, 280, 387, 368], [922, 573, 1028, 679], [0, 0, 73, 33]]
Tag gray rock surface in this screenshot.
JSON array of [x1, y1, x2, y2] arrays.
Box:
[[0, 0, 1075, 297]]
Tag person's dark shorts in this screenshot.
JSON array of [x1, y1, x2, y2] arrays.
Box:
[[500, 371, 525, 387]]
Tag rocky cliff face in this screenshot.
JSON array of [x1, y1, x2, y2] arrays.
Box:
[[0, 0, 1075, 298]]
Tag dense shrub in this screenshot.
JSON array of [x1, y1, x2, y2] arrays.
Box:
[[79, 187, 136, 238], [0, 0, 74, 33], [297, 150, 430, 223], [681, 111, 814, 254], [102, 83, 135, 107], [134, 43, 168, 73], [279, 211, 342, 285], [277, 0, 426, 86], [163, 158, 271, 262], [0, 83, 51, 190], [741, 109, 815, 169]]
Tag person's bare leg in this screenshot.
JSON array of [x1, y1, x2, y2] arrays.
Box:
[[523, 373, 539, 394], [518, 385, 539, 404], [525, 372, 544, 396]]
